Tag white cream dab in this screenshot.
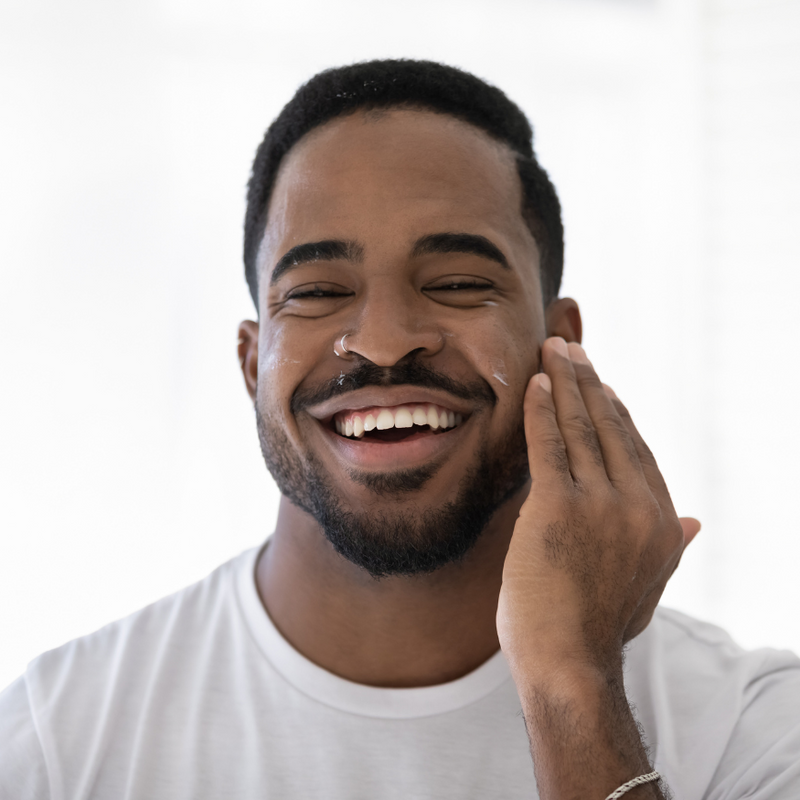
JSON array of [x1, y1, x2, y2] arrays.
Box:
[[492, 372, 509, 386]]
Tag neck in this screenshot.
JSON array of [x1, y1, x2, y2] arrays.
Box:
[[255, 484, 528, 688]]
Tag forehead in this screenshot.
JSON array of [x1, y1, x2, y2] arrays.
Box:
[[260, 108, 531, 267]]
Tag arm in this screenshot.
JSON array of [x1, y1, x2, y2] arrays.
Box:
[[497, 337, 700, 800]]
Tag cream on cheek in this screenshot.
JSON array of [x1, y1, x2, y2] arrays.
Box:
[[259, 350, 302, 372], [464, 338, 510, 392], [451, 313, 522, 396], [258, 324, 303, 374], [254, 327, 306, 432]]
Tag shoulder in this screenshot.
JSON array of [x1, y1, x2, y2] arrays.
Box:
[[23, 546, 258, 728], [626, 607, 800, 798], [4, 547, 260, 797], [641, 606, 800, 680], [628, 606, 800, 710]]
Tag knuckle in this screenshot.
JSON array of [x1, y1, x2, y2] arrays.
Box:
[[581, 481, 617, 512], [613, 400, 632, 421], [667, 518, 685, 552], [597, 412, 628, 438], [574, 364, 603, 388], [540, 435, 570, 476], [577, 422, 601, 450], [629, 496, 661, 527], [563, 415, 599, 446], [637, 440, 656, 465], [571, 418, 604, 468], [601, 482, 622, 507], [623, 438, 641, 469]]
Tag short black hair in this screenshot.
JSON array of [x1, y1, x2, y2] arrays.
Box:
[[244, 59, 563, 311]]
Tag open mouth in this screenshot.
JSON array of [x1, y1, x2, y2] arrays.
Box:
[[316, 408, 470, 468], [322, 403, 466, 443], [325, 419, 454, 444]]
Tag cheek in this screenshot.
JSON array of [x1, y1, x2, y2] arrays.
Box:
[[256, 327, 307, 409], [259, 350, 303, 375], [456, 315, 535, 395], [258, 326, 304, 375]]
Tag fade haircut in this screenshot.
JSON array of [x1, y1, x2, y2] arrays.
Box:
[[244, 59, 564, 311]]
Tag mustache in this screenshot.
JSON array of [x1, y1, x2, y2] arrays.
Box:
[[290, 358, 496, 417]]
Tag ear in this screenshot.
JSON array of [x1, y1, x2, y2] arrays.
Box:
[[545, 297, 582, 344], [238, 320, 259, 403]]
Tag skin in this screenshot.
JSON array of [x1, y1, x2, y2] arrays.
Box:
[[237, 108, 700, 798]]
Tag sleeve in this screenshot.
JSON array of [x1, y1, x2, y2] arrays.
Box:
[[704, 651, 800, 799], [0, 675, 51, 800]]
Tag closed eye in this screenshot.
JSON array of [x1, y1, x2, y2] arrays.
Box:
[[287, 282, 492, 299], [429, 282, 492, 291], [287, 289, 348, 299]]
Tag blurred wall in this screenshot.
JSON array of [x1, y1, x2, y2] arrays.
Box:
[[1, 0, 799, 689]]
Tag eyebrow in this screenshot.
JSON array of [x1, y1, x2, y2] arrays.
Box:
[[270, 240, 364, 286], [411, 233, 510, 271], [269, 232, 510, 287]]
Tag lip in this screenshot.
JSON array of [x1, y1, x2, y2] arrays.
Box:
[[315, 415, 470, 469]]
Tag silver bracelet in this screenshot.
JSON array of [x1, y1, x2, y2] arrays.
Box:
[[605, 771, 661, 799]]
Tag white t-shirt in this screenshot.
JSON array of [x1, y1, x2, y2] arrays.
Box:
[[2, 543, 799, 799]]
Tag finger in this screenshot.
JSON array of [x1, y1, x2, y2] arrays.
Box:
[[602, 384, 672, 504], [669, 517, 702, 577], [567, 343, 649, 491], [522, 370, 575, 494], [541, 337, 609, 483], [679, 516, 702, 548]]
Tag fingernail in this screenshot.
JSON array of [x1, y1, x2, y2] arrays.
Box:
[[569, 343, 590, 365], [536, 373, 552, 393], [550, 337, 569, 358]]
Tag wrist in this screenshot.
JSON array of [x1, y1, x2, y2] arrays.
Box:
[[513, 661, 627, 727], [512, 659, 660, 799]]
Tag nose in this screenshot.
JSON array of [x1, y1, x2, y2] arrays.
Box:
[[336, 290, 446, 366]]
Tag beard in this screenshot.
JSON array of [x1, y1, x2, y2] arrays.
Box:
[[255, 398, 531, 580]]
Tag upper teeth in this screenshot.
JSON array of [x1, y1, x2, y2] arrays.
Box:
[[334, 404, 464, 439]]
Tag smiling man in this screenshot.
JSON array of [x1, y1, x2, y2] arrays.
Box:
[[2, 60, 799, 800]]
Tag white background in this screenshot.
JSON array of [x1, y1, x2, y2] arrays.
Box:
[[2, 0, 799, 690]]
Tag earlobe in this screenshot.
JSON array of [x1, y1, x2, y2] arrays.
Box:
[[545, 297, 582, 344], [237, 320, 260, 402]]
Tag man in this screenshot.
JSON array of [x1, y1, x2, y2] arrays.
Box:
[[1, 59, 798, 799]]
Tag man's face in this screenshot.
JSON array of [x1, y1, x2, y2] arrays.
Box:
[[250, 108, 548, 578]]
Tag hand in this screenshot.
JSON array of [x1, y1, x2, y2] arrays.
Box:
[[496, 337, 700, 675]]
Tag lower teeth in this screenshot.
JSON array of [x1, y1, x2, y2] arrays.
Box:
[[340, 425, 453, 441]]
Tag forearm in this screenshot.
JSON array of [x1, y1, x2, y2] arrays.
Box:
[[513, 661, 667, 800]]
